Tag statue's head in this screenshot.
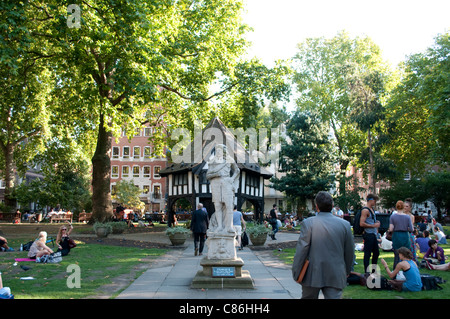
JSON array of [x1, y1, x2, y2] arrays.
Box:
[[214, 144, 227, 159]]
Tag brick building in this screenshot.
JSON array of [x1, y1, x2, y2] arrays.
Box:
[[110, 125, 167, 213]]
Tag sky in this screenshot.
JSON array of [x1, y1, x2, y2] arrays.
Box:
[[242, 0, 450, 68]]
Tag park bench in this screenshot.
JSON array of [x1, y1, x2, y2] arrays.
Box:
[[78, 212, 92, 223], [50, 213, 73, 223]]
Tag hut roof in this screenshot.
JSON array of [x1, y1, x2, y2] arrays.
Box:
[[160, 117, 273, 179]]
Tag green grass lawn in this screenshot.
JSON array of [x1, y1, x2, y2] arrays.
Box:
[[0, 238, 167, 299], [274, 240, 450, 299]]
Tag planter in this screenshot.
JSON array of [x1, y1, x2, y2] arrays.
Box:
[[168, 233, 188, 246], [95, 226, 110, 238], [93, 222, 112, 238], [249, 233, 268, 246]]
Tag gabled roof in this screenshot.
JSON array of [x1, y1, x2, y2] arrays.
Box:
[[160, 117, 273, 179]]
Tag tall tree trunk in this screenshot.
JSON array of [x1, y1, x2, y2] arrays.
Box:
[[91, 113, 113, 222], [368, 127, 376, 193], [3, 143, 16, 211]]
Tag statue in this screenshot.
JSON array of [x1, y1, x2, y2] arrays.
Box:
[[206, 144, 240, 236]]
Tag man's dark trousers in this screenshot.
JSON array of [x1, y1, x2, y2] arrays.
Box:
[[363, 233, 379, 273]]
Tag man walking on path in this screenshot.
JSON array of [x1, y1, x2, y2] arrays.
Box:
[[191, 203, 209, 256], [360, 194, 381, 273], [292, 191, 354, 299]]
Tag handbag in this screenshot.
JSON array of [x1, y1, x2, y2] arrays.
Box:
[[241, 231, 249, 247], [68, 238, 77, 249]]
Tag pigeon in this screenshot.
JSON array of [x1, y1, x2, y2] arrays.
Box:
[[20, 265, 32, 271]]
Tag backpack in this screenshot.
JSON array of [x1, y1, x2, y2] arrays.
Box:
[[353, 207, 375, 235], [22, 241, 34, 251], [421, 274, 445, 291], [353, 211, 364, 235]]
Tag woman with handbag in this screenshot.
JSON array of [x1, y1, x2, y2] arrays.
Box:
[[388, 201, 414, 268], [56, 223, 75, 256]]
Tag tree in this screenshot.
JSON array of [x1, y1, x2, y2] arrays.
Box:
[[383, 32, 450, 174], [423, 170, 450, 221], [270, 110, 335, 215], [292, 31, 397, 204], [348, 70, 387, 192], [112, 180, 144, 211], [0, 1, 53, 210], [27, 0, 278, 222], [14, 137, 93, 213], [293, 31, 387, 173], [379, 170, 449, 221]]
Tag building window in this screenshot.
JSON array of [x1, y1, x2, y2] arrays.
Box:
[[134, 128, 141, 136], [112, 146, 119, 159], [143, 185, 150, 194], [174, 173, 188, 186], [144, 127, 152, 136], [144, 146, 151, 159], [111, 166, 119, 178], [143, 166, 151, 178], [133, 166, 140, 178], [122, 166, 130, 178], [123, 146, 130, 159], [111, 184, 117, 195], [153, 185, 161, 199], [245, 174, 259, 188], [133, 146, 140, 159], [154, 166, 161, 178]]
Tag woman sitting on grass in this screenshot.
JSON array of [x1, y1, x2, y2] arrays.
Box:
[[423, 239, 447, 265], [381, 247, 422, 292], [27, 231, 54, 260]]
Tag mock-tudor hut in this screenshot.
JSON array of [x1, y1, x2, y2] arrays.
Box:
[[159, 117, 272, 224]]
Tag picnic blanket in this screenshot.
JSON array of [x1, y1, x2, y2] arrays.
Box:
[[15, 258, 35, 262]]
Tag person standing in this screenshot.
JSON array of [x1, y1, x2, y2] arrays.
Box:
[[191, 203, 209, 256], [359, 194, 381, 274], [269, 204, 279, 240], [233, 206, 246, 250], [388, 201, 414, 268], [292, 191, 354, 299]]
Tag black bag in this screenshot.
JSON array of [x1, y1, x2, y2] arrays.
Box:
[[353, 207, 375, 236], [421, 274, 444, 290], [241, 231, 249, 247], [353, 211, 364, 235], [365, 274, 392, 290], [22, 241, 33, 251]]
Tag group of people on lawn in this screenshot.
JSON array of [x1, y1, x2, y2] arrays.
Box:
[[292, 192, 448, 299]]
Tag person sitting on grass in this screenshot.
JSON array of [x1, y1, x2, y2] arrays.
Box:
[[0, 235, 14, 252], [27, 231, 54, 260], [380, 247, 423, 292], [0, 271, 13, 299], [423, 239, 447, 265], [434, 226, 447, 245], [56, 223, 74, 256]]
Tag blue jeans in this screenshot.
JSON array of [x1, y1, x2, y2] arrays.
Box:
[[271, 222, 278, 236]]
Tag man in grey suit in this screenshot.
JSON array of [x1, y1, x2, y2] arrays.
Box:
[[191, 203, 209, 256], [292, 191, 354, 299]]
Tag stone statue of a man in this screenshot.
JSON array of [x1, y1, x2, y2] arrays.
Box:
[[206, 144, 240, 235]]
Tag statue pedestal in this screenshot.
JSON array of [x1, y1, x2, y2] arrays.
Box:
[[191, 257, 254, 289], [191, 233, 254, 289]]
